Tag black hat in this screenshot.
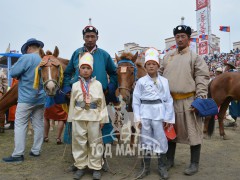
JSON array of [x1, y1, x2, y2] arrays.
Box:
[[173, 25, 192, 36], [82, 26, 98, 35]]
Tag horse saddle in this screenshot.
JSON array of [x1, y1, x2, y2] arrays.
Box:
[[40, 56, 60, 67], [191, 98, 218, 117]]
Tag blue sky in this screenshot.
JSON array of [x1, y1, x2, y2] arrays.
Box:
[[0, 0, 239, 58]]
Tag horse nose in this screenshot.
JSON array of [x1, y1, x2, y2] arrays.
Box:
[[45, 81, 57, 95]]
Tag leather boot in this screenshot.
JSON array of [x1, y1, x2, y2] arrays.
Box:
[[166, 141, 176, 170], [102, 157, 109, 172], [158, 154, 169, 180], [135, 153, 151, 179], [184, 144, 201, 175]]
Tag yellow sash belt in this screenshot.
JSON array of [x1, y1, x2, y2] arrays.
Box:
[[171, 92, 195, 100]]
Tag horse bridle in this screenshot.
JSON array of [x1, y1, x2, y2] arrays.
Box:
[[39, 55, 61, 90], [117, 59, 138, 93]]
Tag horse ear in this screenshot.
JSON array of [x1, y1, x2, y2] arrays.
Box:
[[53, 46, 59, 57], [132, 52, 138, 63], [39, 48, 45, 58], [115, 53, 120, 62]]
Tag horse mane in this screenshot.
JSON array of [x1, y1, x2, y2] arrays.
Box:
[[120, 52, 135, 61], [46, 50, 53, 55]]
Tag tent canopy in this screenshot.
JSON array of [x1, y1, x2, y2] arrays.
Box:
[[0, 53, 22, 86]]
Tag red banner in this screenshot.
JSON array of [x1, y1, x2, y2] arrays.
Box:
[[196, 0, 208, 10], [199, 41, 208, 55]]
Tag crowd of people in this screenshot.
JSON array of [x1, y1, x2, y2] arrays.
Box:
[[0, 22, 239, 180], [204, 49, 240, 75]]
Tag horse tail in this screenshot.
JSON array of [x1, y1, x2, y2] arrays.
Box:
[[207, 115, 215, 136], [207, 80, 215, 136]]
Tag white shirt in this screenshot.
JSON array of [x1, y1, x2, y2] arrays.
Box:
[[132, 74, 175, 123]]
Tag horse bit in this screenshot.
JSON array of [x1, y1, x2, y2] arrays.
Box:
[[39, 55, 61, 90]]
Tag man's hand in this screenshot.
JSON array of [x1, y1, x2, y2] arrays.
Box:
[[190, 106, 198, 113], [163, 122, 171, 129], [100, 123, 104, 129], [66, 92, 71, 99]]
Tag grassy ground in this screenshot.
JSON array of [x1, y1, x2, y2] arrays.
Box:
[[0, 122, 240, 180]]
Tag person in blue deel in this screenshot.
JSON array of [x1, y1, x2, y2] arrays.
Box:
[[62, 20, 118, 174]]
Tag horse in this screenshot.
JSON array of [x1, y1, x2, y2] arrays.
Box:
[[0, 83, 18, 115], [0, 46, 68, 112], [205, 72, 240, 139], [0, 47, 68, 133], [38, 46, 68, 96], [115, 52, 146, 147], [0, 84, 18, 132]]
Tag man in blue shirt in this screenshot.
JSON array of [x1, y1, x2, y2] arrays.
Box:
[[63, 23, 118, 179], [2, 38, 46, 162]]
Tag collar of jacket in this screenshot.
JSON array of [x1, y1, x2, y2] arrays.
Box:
[[83, 45, 98, 54], [176, 46, 190, 55]]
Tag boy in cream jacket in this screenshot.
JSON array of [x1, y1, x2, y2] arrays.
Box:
[[68, 52, 109, 180]]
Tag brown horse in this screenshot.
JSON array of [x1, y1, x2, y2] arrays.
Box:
[[115, 52, 146, 146], [115, 52, 146, 105], [205, 72, 240, 139], [0, 47, 68, 132], [38, 46, 68, 96]]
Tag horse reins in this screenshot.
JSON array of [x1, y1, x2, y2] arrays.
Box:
[[117, 59, 138, 93], [39, 56, 62, 91]]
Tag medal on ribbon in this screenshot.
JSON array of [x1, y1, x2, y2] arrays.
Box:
[[79, 101, 86, 108], [80, 78, 91, 110]]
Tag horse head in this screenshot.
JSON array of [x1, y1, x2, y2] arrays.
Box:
[[115, 52, 139, 104], [39, 46, 63, 96]]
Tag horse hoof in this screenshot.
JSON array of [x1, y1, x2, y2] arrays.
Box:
[[222, 135, 230, 140]]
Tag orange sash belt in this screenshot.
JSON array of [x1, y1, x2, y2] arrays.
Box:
[[171, 92, 195, 100]]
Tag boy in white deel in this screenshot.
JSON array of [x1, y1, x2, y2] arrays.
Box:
[[68, 52, 109, 180], [133, 48, 175, 180]]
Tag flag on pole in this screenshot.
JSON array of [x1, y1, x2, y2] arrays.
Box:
[[170, 45, 176, 50], [5, 43, 10, 53], [190, 38, 199, 43], [219, 26, 230, 32], [199, 34, 208, 40]]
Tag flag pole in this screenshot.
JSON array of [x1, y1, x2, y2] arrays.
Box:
[[229, 31, 231, 53]]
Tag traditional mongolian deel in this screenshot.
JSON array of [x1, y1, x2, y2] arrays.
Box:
[[63, 46, 118, 144], [161, 47, 209, 145], [68, 76, 109, 170], [133, 74, 175, 153]]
